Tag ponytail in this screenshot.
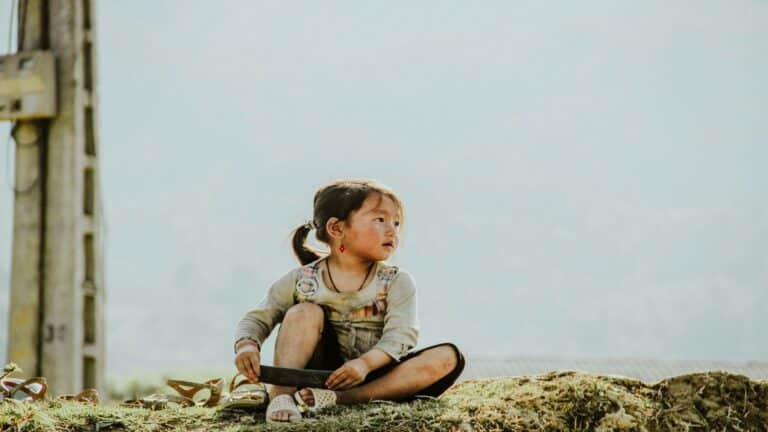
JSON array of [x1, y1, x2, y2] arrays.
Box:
[[291, 222, 324, 265]]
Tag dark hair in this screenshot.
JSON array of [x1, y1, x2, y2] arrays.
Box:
[[291, 179, 405, 265]]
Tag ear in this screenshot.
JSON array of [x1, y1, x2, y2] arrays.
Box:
[[325, 217, 345, 240]]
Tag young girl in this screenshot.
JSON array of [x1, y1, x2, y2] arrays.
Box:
[[233, 179, 465, 423]]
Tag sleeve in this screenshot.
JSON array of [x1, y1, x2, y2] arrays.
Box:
[[234, 268, 297, 349], [371, 270, 420, 361]]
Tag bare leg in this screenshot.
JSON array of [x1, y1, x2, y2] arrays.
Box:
[[269, 303, 324, 421], [298, 345, 458, 406]]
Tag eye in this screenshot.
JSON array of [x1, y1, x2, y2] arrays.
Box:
[[375, 217, 385, 222], [394, 221, 401, 227]]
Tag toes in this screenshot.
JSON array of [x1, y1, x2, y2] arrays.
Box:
[[299, 389, 315, 406], [270, 410, 292, 422]]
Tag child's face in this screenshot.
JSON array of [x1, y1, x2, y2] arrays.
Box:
[[343, 194, 402, 261]]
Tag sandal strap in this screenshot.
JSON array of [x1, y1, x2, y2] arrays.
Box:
[[200, 378, 224, 406], [229, 374, 242, 392], [294, 387, 336, 413], [166, 379, 205, 399], [0, 369, 15, 385], [166, 378, 223, 407], [0, 364, 22, 385], [6, 377, 47, 401], [266, 393, 301, 421], [164, 393, 196, 407], [229, 374, 254, 392], [58, 388, 100, 404], [229, 386, 268, 401]]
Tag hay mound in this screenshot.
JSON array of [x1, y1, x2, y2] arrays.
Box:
[[441, 370, 768, 431], [655, 371, 768, 431], [1, 370, 766, 431]]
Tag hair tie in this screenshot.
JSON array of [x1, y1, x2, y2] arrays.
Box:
[[304, 219, 316, 230]]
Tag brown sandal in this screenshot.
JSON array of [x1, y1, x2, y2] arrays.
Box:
[[121, 378, 224, 409], [1, 364, 47, 403], [166, 378, 224, 407], [1, 377, 48, 402], [57, 388, 100, 405]]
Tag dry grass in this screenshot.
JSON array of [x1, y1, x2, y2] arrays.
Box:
[[2, 370, 767, 431]]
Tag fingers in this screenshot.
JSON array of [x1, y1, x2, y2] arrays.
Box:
[[326, 367, 362, 390], [235, 357, 251, 381], [325, 370, 342, 389], [235, 352, 261, 383], [245, 354, 261, 382], [332, 378, 352, 390], [235, 357, 248, 377], [330, 375, 359, 390], [325, 367, 348, 389]]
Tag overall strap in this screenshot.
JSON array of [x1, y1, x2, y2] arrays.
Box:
[[294, 260, 321, 302], [371, 264, 399, 315]]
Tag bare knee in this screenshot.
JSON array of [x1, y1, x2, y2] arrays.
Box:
[[283, 302, 324, 332], [424, 345, 458, 377]]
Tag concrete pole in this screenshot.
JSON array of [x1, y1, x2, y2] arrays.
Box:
[[7, 0, 47, 381], [8, 0, 105, 395]]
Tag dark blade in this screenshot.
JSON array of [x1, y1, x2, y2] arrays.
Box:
[[258, 365, 332, 388]]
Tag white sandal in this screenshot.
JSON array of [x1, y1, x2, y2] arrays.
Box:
[[220, 375, 268, 411], [265, 393, 302, 423], [293, 387, 337, 413]]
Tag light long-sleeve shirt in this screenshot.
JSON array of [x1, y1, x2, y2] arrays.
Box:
[[235, 258, 419, 361]]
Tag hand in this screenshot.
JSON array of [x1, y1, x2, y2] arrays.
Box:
[[325, 358, 370, 390], [234, 343, 261, 383]]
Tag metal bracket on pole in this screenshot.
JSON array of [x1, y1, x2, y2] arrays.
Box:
[[0, 50, 56, 121]]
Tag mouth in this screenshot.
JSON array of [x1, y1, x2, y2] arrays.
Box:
[[382, 242, 395, 248]]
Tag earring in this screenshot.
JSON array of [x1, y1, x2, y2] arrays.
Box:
[[339, 244, 345, 253]]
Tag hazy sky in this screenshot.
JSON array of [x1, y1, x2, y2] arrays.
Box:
[[1, 1, 767, 378]]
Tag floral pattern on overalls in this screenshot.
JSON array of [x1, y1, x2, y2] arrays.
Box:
[[294, 265, 320, 302]]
